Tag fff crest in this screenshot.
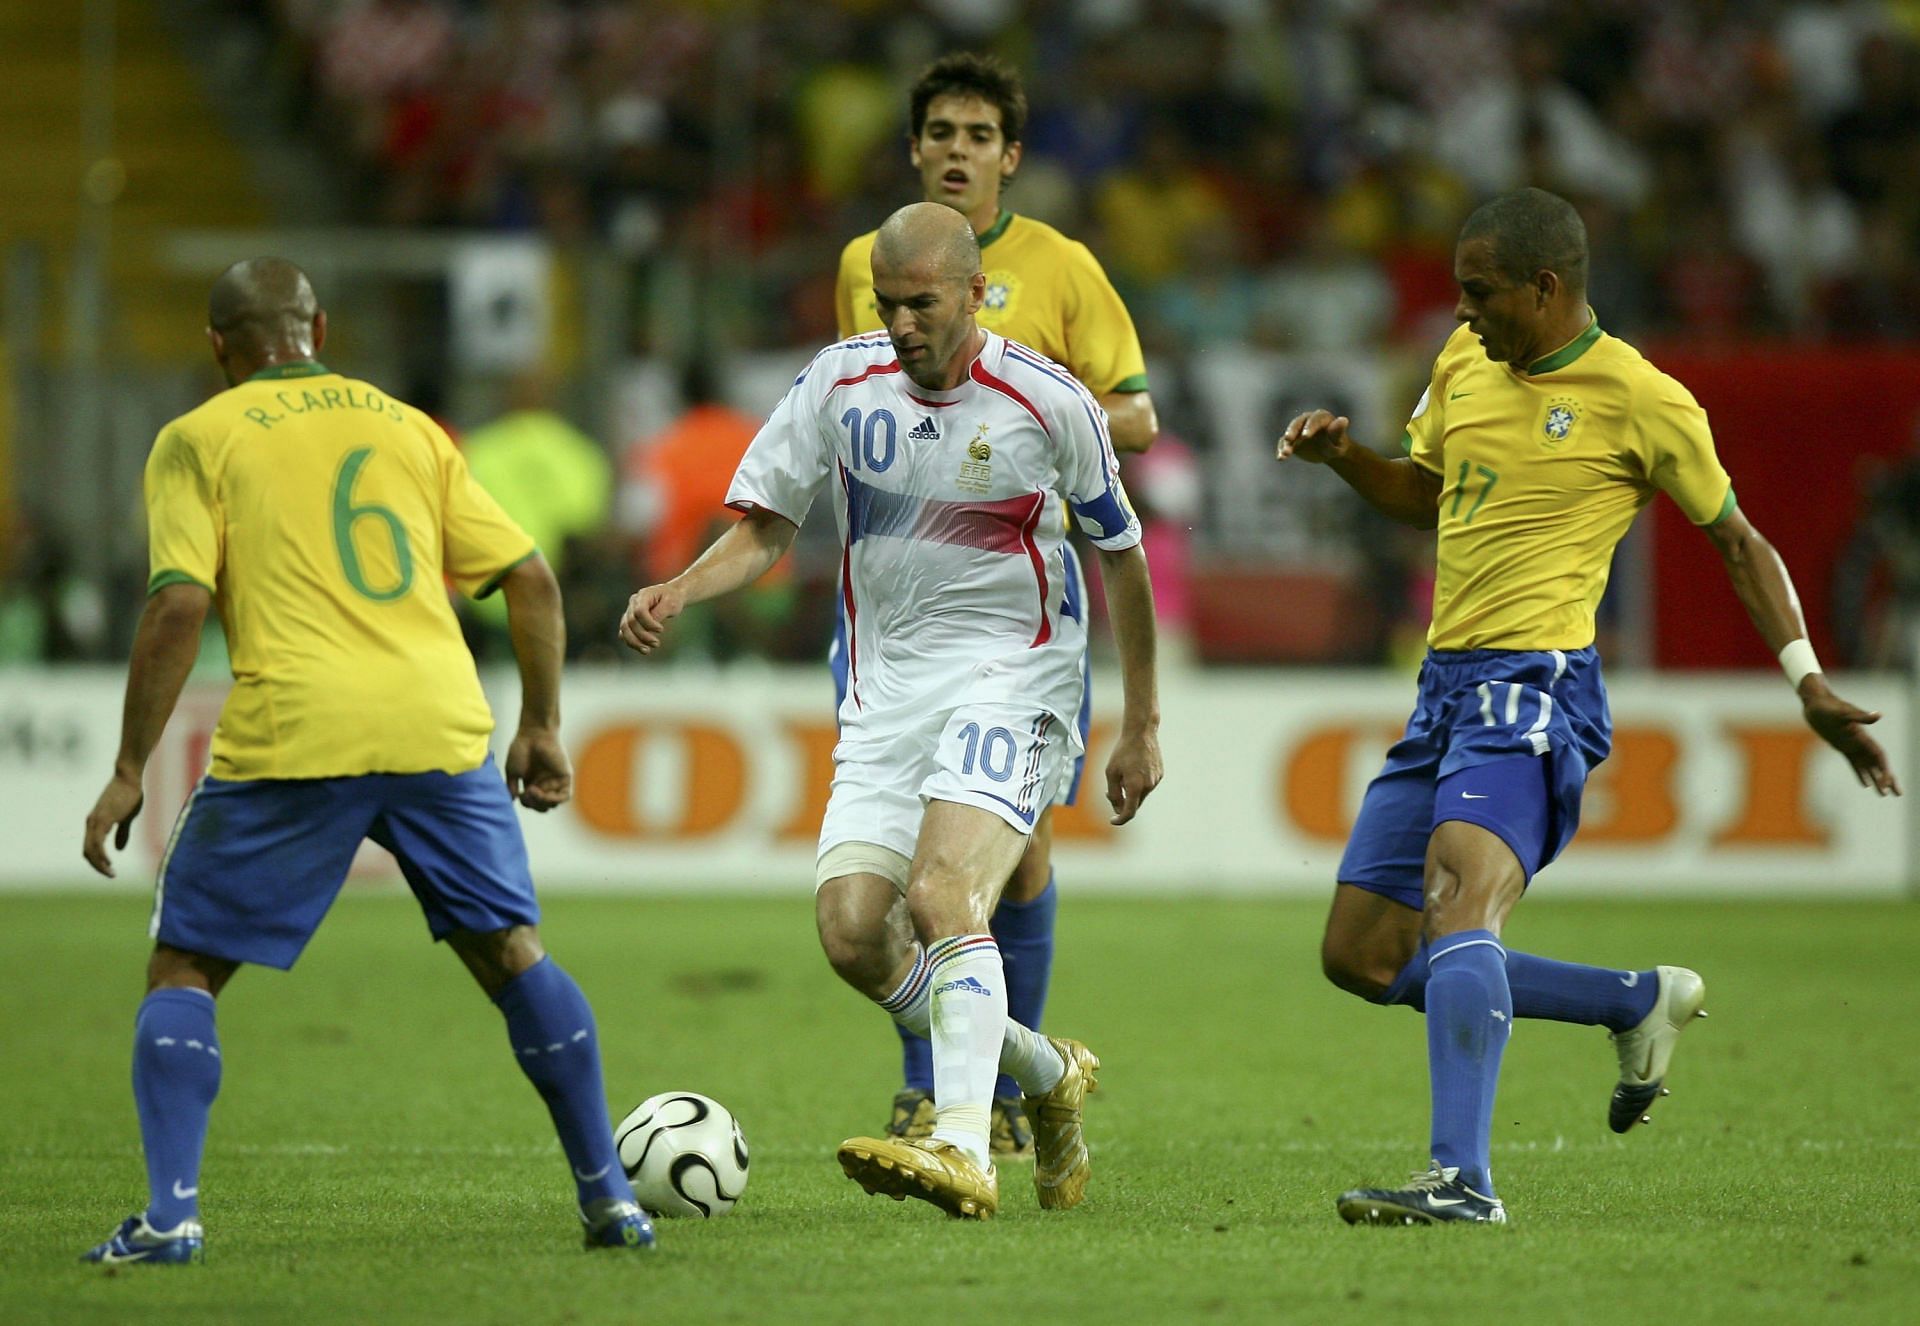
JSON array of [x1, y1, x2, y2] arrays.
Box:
[[957, 423, 993, 493]]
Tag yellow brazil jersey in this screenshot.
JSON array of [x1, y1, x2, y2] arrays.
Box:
[[835, 210, 1149, 396], [145, 361, 537, 780], [1404, 317, 1735, 651]]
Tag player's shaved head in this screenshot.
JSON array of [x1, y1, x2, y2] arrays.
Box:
[[873, 202, 981, 286], [208, 257, 320, 356], [869, 203, 987, 391], [1459, 188, 1589, 296]]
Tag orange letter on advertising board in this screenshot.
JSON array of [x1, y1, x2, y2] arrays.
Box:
[[1576, 728, 1679, 843], [1711, 725, 1830, 847], [1050, 723, 1115, 842], [775, 721, 840, 843], [573, 723, 748, 839], [1279, 724, 1405, 844]]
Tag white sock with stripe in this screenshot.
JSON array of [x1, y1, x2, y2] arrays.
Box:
[[924, 935, 1005, 1167], [876, 941, 1063, 1097], [877, 944, 933, 1031]]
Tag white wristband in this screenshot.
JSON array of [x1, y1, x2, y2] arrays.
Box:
[[1778, 638, 1822, 688]]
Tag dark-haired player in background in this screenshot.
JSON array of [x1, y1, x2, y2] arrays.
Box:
[[833, 51, 1158, 1160]]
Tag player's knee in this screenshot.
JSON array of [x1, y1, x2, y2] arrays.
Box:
[[1421, 873, 1519, 940], [1002, 833, 1053, 904], [905, 869, 990, 940], [448, 924, 546, 995], [146, 944, 238, 997], [1320, 937, 1394, 1003], [816, 919, 895, 995]]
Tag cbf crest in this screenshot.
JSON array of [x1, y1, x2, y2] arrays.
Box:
[[1540, 396, 1582, 450], [979, 270, 1022, 323], [957, 423, 993, 494]]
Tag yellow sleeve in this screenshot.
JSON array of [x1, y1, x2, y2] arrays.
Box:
[[144, 425, 220, 594], [435, 423, 538, 598], [1402, 356, 1449, 475], [1059, 241, 1149, 395], [1629, 371, 1735, 526], [835, 236, 881, 338]]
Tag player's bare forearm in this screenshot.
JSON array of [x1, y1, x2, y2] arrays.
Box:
[[1096, 542, 1164, 824], [1334, 452, 1442, 528], [1100, 390, 1159, 454], [621, 508, 796, 655], [673, 508, 796, 606], [1098, 543, 1159, 730], [1705, 509, 1806, 655], [1706, 507, 1901, 796], [499, 553, 565, 733], [88, 583, 208, 874], [1277, 410, 1440, 528], [114, 584, 210, 779]]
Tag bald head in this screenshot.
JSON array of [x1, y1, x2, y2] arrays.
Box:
[[873, 202, 981, 286], [868, 203, 988, 391], [208, 257, 320, 358]]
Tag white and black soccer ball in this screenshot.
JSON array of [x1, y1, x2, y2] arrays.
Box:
[[614, 1091, 749, 1218]]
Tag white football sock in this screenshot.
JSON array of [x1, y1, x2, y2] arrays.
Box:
[[874, 940, 1063, 1096], [877, 943, 932, 1036], [1001, 1020, 1065, 1096], [924, 935, 1004, 1167]]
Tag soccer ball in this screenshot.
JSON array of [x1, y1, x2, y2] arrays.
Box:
[[613, 1091, 749, 1218]]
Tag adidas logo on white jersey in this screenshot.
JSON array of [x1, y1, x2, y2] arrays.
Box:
[[907, 416, 940, 441]]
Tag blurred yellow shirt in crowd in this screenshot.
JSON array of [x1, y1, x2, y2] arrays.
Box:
[[1405, 318, 1735, 652], [461, 407, 611, 629], [145, 361, 534, 779]]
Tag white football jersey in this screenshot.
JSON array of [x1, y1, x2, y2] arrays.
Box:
[[727, 329, 1142, 726]]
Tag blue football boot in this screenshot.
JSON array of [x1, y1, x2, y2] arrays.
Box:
[[1337, 1164, 1508, 1225], [81, 1213, 205, 1265], [581, 1198, 656, 1251]]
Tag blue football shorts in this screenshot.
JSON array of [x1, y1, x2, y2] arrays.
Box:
[[829, 539, 1093, 806], [148, 754, 539, 969], [1338, 647, 1613, 910]]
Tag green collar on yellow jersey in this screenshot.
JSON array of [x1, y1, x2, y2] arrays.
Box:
[[247, 360, 331, 381], [1525, 314, 1601, 376], [978, 211, 1014, 248]]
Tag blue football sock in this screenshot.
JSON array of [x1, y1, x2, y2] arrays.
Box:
[[494, 958, 634, 1210], [1425, 930, 1510, 1195], [1381, 939, 1430, 1011], [133, 988, 222, 1230], [1505, 953, 1657, 1030], [897, 1021, 935, 1094], [1382, 945, 1656, 1032], [989, 874, 1057, 1099]]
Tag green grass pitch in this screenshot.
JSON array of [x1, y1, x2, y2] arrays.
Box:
[[3, 891, 1918, 1324]]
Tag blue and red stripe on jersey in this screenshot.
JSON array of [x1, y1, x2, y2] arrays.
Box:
[[841, 467, 1053, 645]]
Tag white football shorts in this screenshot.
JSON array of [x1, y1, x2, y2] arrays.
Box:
[[816, 701, 1077, 886]]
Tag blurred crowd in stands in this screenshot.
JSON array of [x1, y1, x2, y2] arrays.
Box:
[[251, 0, 1920, 351], [9, 0, 1920, 669]]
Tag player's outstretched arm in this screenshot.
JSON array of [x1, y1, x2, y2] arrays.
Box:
[[83, 583, 210, 876], [1100, 390, 1159, 454], [1276, 410, 1442, 529], [1096, 543, 1163, 825], [619, 507, 798, 655], [498, 553, 573, 812], [1705, 508, 1901, 796]]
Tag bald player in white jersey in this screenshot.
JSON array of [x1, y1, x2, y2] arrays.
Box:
[[620, 203, 1163, 1220]]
